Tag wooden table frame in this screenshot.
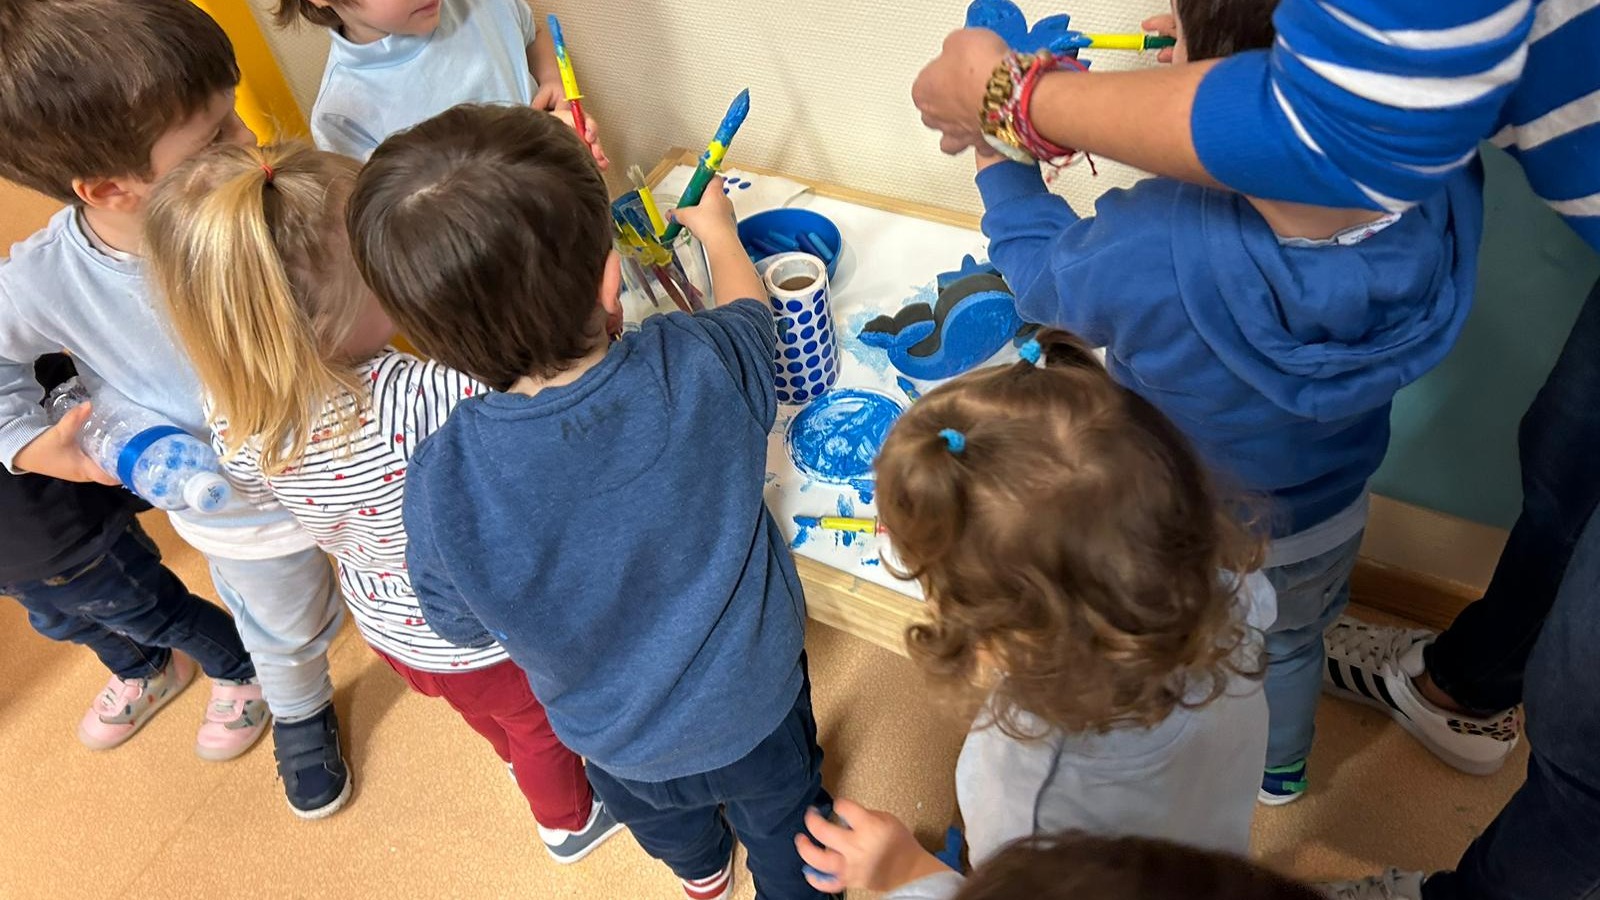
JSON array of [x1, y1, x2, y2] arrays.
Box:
[[643, 148, 968, 656]]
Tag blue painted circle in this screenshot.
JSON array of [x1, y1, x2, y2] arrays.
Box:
[[798, 309, 814, 326], [808, 369, 824, 383], [786, 299, 804, 313], [801, 326, 816, 340], [784, 347, 801, 360], [804, 353, 820, 367], [787, 362, 804, 374], [803, 341, 818, 354], [793, 388, 810, 402], [785, 389, 905, 483]]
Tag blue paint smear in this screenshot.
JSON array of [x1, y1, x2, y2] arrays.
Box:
[[836, 496, 856, 547], [861, 558, 881, 567], [790, 523, 816, 549], [786, 390, 904, 504]]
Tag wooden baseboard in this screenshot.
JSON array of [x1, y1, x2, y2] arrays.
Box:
[[1349, 558, 1480, 631]]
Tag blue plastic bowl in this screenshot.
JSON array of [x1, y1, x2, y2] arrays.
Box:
[[738, 208, 843, 281]]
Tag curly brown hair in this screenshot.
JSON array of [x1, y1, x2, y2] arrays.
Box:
[[874, 329, 1264, 738], [957, 832, 1322, 900]]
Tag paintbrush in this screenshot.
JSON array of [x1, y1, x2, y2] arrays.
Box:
[[661, 89, 751, 242], [547, 16, 590, 149], [794, 515, 886, 535], [629, 166, 669, 239]]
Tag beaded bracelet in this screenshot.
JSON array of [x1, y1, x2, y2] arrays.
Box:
[[981, 50, 1091, 171]]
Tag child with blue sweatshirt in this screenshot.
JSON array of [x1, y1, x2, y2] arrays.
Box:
[[0, 0, 349, 819], [348, 104, 831, 900], [275, 0, 607, 166], [972, 0, 1482, 804]]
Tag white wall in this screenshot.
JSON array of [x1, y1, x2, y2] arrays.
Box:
[[245, 0, 1166, 216]]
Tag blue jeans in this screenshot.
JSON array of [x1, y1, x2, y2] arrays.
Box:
[[1263, 532, 1365, 769], [207, 548, 341, 722], [586, 662, 832, 900], [1423, 503, 1600, 900], [4, 520, 254, 682], [1426, 278, 1600, 714]]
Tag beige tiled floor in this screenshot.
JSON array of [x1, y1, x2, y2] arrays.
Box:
[[0, 512, 1529, 899]]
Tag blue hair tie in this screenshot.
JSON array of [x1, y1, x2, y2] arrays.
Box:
[[1018, 337, 1043, 365], [939, 428, 967, 454]]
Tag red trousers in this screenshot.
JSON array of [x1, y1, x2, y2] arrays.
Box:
[[376, 651, 592, 831]]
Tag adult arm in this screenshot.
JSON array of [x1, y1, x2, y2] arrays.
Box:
[[913, 0, 1533, 208]]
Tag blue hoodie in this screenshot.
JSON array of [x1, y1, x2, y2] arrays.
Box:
[[977, 161, 1483, 537]]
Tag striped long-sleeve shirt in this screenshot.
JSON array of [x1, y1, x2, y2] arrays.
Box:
[[219, 349, 507, 673], [1192, 0, 1600, 250]]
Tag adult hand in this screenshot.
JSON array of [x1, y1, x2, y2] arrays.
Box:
[[1142, 14, 1177, 63], [793, 799, 949, 894], [912, 28, 1011, 155], [12, 403, 118, 485]]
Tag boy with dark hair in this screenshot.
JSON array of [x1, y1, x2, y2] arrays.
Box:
[[349, 104, 832, 900], [2, 354, 260, 758], [972, 0, 1489, 805], [0, 0, 349, 818]]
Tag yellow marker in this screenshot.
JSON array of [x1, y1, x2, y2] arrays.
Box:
[[794, 515, 885, 535], [1080, 33, 1177, 51]]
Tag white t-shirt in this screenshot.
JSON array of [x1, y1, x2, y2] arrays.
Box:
[[956, 571, 1277, 864], [218, 349, 508, 672], [310, 0, 540, 160]]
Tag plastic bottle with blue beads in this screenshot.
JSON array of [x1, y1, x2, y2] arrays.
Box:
[[46, 379, 233, 514]]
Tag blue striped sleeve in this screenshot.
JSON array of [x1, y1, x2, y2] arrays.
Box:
[[1192, 0, 1534, 210]]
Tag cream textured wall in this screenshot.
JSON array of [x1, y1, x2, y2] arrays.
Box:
[[245, 0, 1165, 216]]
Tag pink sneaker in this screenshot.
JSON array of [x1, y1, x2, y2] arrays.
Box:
[[76, 654, 196, 750], [196, 678, 272, 761]]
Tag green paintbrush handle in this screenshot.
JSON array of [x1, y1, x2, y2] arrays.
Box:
[[660, 164, 716, 242]]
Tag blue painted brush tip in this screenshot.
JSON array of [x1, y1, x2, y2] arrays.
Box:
[[715, 89, 752, 142], [793, 515, 822, 528], [546, 15, 564, 44]]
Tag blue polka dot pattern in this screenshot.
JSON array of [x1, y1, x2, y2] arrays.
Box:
[[770, 277, 841, 407]]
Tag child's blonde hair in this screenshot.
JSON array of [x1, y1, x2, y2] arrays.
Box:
[[874, 329, 1265, 739], [144, 141, 367, 474]]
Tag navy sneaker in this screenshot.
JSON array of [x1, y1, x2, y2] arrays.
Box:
[[272, 704, 352, 819], [538, 799, 625, 864], [1258, 759, 1309, 806]]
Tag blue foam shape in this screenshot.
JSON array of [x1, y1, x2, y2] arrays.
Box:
[[786, 389, 905, 498], [965, 0, 1083, 55], [857, 255, 1025, 381]]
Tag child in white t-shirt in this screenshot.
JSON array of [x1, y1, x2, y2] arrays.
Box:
[[275, 0, 607, 165]]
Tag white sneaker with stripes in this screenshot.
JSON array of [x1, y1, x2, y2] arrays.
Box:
[[1319, 868, 1426, 899], [1322, 617, 1520, 775]]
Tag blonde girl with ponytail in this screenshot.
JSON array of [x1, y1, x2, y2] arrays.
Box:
[[143, 141, 623, 857], [797, 330, 1275, 893]]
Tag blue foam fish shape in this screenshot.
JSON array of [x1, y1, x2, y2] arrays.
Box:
[[965, 0, 1085, 55], [858, 256, 1031, 381]]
